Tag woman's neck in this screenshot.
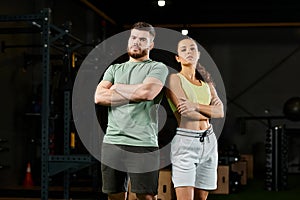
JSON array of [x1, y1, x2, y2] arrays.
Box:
[[180, 68, 196, 80], [180, 66, 202, 86]]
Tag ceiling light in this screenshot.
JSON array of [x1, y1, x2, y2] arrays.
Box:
[[158, 0, 165, 7], [181, 29, 188, 35]]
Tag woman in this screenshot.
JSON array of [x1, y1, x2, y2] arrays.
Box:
[[166, 37, 224, 200]]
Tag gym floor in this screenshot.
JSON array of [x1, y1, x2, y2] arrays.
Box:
[[0, 174, 300, 200], [209, 173, 300, 200]]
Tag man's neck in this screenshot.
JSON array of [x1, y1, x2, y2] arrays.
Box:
[[129, 55, 149, 62]]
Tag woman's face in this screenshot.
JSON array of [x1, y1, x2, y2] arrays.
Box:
[[176, 39, 200, 66]]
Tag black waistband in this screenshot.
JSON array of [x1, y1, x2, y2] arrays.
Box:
[[176, 126, 213, 142]]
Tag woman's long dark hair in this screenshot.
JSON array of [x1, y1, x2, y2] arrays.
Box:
[[196, 63, 215, 86]]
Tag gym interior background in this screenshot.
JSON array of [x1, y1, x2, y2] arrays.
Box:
[[1, 0, 300, 199]]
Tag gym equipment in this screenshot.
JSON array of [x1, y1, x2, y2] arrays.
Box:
[[283, 96, 300, 121], [0, 9, 98, 200], [265, 126, 288, 191], [219, 144, 240, 165]]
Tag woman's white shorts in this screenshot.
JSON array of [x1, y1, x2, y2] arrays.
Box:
[[170, 126, 218, 190]]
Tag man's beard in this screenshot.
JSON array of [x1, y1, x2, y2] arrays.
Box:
[[127, 48, 148, 59]]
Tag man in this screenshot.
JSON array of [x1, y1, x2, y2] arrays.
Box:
[[94, 22, 168, 200]]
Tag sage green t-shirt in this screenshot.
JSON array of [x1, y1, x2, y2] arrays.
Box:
[[102, 59, 168, 147]]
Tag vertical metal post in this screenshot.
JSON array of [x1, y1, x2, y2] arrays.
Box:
[[41, 8, 51, 200], [64, 91, 71, 199], [273, 126, 279, 191]]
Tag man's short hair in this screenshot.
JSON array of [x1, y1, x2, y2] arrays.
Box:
[[131, 22, 156, 39]]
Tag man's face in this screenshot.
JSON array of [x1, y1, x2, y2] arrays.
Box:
[[127, 29, 153, 59]]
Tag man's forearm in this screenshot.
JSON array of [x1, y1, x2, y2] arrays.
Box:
[[112, 83, 139, 101], [95, 88, 130, 106], [112, 77, 164, 102], [113, 83, 154, 102]]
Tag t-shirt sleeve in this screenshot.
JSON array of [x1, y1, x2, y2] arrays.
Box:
[[147, 62, 169, 85], [102, 65, 115, 83]]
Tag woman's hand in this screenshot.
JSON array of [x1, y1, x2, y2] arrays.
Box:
[[177, 97, 198, 115]]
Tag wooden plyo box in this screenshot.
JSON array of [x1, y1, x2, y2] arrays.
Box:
[[231, 160, 248, 185], [240, 154, 254, 179], [211, 165, 230, 194], [128, 170, 175, 200], [157, 169, 175, 200]]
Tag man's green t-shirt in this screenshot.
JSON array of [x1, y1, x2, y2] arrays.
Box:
[[102, 59, 168, 147]]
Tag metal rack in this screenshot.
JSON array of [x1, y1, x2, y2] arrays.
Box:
[[0, 8, 97, 200], [265, 126, 288, 191]]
